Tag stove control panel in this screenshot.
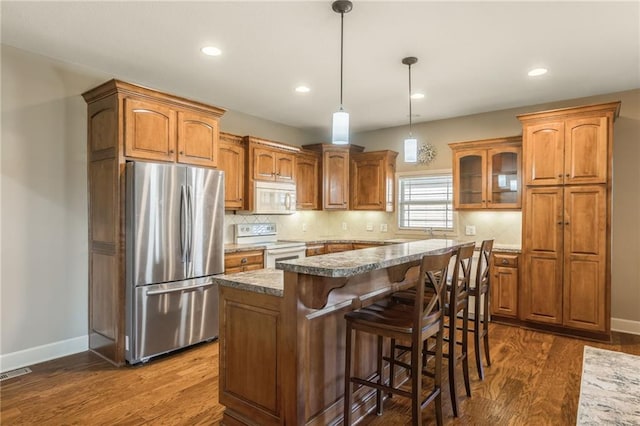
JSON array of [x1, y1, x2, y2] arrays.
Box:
[[235, 223, 277, 238]]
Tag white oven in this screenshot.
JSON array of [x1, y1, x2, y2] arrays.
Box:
[[265, 244, 306, 268]]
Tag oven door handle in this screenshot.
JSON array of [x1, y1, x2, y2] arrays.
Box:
[[267, 246, 306, 256]]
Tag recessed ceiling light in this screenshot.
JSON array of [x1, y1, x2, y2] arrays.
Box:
[[528, 68, 548, 77], [410, 93, 425, 100], [295, 86, 311, 93], [201, 46, 222, 56]]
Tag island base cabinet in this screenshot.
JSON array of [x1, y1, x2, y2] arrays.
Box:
[[219, 287, 283, 426], [219, 267, 418, 425]]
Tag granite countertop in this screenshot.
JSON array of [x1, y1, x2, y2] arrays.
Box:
[[214, 268, 284, 297], [276, 238, 460, 278], [224, 243, 272, 254]]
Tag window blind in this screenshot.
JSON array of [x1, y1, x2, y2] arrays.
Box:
[[398, 174, 454, 230]]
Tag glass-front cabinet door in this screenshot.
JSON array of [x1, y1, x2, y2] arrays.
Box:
[[451, 136, 522, 210], [453, 150, 486, 209], [487, 147, 521, 209]]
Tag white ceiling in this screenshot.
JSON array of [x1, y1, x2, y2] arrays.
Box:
[[2, 1, 639, 138]]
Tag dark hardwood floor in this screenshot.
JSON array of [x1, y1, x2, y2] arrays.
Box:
[[2, 323, 639, 425]]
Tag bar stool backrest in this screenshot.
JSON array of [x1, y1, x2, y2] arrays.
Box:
[[450, 242, 475, 313], [413, 250, 453, 342]]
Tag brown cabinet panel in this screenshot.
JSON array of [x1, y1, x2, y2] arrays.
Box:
[[124, 97, 176, 161], [523, 254, 563, 324], [491, 261, 518, 318], [350, 151, 397, 211], [563, 185, 606, 331], [219, 133, 246, 210], [523, 122, 564, 186], [326, 243, 353, 253], [177, 111, 219, 167], [275, 152, 295, 183], [564, 116, 608, 184], [90, 159, 117, 244], [324, 149, 350, 210], [224, 250, 264, 273], [296, 151, 320, 210], [306, 244, 326, 257], [254, 147, 278, 181], [450, 136, 521, 210]]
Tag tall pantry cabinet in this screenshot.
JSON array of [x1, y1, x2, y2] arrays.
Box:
[[518, 102, 620, 340], [82, 80, 225, 365]]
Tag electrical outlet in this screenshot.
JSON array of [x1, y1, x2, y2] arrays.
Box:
[[380, 223, 388, 232], [302, 223, 308, 232], [342, 222, 348, 231], [366, 223, 374, 231], [465, 225, 476, 236]]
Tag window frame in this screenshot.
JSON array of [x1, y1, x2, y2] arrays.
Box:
[[396, 169, 457, 234]]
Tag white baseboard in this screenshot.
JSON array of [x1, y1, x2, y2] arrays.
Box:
[[611, 318, 640, 336], [0, 335, 88, 373]]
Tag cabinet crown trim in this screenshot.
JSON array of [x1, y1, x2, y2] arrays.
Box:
[[449, 135, 522, 150], [245, 136, 301, 153], [517, 101, 621, 123], [82, 79, 226, 117]]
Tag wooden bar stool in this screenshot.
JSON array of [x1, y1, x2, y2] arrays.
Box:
[[343, 250, 453, 426], [468, 239, 494, 380], [391, 242, 475, 417]]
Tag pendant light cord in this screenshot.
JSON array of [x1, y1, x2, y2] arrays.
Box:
[[340, 11, 344, 109], [408, 63, 413, 136]]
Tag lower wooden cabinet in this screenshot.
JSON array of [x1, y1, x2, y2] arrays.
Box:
[[325, 243, 353, 253], [306, 244, 326, 257], [224, 250, 264, 274], [491, 252, 519, 318]]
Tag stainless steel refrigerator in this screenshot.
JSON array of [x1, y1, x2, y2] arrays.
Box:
[[125, 161, 224, 364]]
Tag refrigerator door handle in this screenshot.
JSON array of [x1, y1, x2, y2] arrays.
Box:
[[180, 184, 187, 263], [186, 184, 193, 264], [145, 282, 215, 296]]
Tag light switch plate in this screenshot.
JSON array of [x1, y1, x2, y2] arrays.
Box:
[[302, 223, 308, 232], [465, 225, 476, 236], [342, 222, 348, 231], [366, 223, 374, 231], [380, 223, 388, 232]]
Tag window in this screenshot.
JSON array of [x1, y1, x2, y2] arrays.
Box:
[[398, 172, 454, 230]]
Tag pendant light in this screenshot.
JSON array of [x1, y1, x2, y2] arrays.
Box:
[[403, 56, 418, 162], [331, 0, 352, 145]]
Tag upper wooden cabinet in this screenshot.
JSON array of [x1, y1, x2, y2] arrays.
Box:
[[519, 103, 618, 186], [245, 136, 300, 212], [246, 137, 297, 183], [350, 150, 398, 212], [303, 144, 364, 210], [118, 82, 224, 166], [177, 111, 220, 167], [218, 132, 246, 210], [450, 136, 522, 210], [296, 149, 321, 210]]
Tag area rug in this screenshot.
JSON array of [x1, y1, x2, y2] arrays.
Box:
[[577, 346, 640, 425]]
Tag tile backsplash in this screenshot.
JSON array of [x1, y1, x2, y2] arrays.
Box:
[[224, 210, 522, 246]]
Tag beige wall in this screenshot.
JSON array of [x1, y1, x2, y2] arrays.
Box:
[[352, 89, 640, 323]]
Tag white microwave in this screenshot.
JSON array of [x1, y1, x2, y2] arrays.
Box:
[[253, 181, 296, 214]]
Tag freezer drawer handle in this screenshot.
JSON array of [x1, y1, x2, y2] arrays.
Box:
[[146, 282, 215, 296]]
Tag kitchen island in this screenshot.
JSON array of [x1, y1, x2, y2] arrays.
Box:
[[214, 239, 460, 426]]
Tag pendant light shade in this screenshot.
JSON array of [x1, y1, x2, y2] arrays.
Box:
[[331, 0, 352, 144], [402, 56, 418, 163], [332, 109, 350, 145]]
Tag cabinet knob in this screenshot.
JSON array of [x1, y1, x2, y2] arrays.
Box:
[[169, 150, 175, 154], [566, 174, 570, 177], [179, 151, 184, 155], [241, 258, 248, 264], [501, 259, 509, 265], [557, 174, 562, 178], [239, 198, 243, 201], [565, 222, 570, 225], [557, 221, 562, 225]]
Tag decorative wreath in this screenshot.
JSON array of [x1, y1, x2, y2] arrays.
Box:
[[417, 143, 437, 165]]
